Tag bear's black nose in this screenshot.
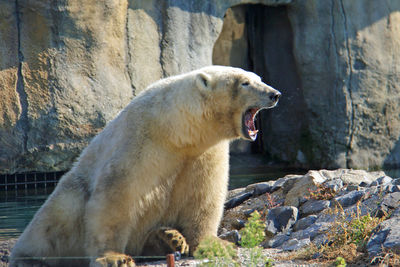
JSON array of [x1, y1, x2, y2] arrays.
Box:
[[269, 92, 281, 102]]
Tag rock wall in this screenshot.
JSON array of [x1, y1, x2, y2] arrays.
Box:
[[1, 0, 400, 173], [214, 1, 400, 169], [0, 0, 290, 173]]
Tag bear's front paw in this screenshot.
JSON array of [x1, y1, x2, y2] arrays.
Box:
[[92, 252, 135, 267], [157, 228, 189, 255]]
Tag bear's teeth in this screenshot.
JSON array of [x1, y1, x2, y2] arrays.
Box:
[[249, 130, 259, 135]]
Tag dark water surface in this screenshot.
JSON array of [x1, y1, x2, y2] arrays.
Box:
[[0, 189, 51, 241]]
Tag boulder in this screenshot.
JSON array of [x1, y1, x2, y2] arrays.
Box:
[[265, 206, 298, 236], [284, 172, 326, 207], [367, 214, 400, 257], [300, 200, 330, 216], [293, 215, 318, 232], [281, 238, 311, 251], [333, 190, 366, 208]]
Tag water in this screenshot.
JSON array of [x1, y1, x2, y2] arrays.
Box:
[[0, 189, 52, 241]]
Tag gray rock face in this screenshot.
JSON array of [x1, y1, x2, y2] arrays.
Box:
[[2, 0, 400, 172], [0, 0, 290, 173], [214, 1, 400, 169]]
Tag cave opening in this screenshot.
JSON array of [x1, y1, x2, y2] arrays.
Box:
[[213, 4, 306, 165]]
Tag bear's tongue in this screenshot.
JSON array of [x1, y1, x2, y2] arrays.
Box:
[[245, 108, 259, 139]]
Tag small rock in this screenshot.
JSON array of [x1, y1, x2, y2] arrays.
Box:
[[232, 219, 246, 230], [377, 176, 393, 185], [346, 184, 360, 191], [316, 169, 385, 185], [282, 238, 311, 251], [263, 232, 290, 248], [243, 208, 256, 217], [312, 233, 329, 246], [359, 181, 370, 187], [371, 180, 379, 187], [224, 192, 253, 209], [294, 215, 318, 231], [300, 199, 330, 216], [333, 190, 365, 208], [367, 217, 397, 257], [251, 182, 274, 196], [226, 187, 246, 200], [282, 177, 300, 194], [387, 185, 400, 193], [284, 174, 326, 207], [272, 177, 289, 191], [382, 192, 400, 209], [391, 206, 400, 218], [323, 178, 343, 192], [312, 252, 321, 259], [219, 230, 240, 245], [265, 206, 298, 236], [291, 222, 331, 241], [367, 185, 379, 195]]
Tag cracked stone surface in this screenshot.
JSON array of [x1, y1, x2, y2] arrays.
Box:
[[1, 0, 400, 172]]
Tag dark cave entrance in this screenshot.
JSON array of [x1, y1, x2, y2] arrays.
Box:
[[213, 4, 306, 164]]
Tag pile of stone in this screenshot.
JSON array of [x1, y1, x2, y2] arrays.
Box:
[[220, 169, 400, 259]]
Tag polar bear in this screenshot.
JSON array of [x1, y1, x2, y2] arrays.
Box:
[[10, 66, 281, 267]]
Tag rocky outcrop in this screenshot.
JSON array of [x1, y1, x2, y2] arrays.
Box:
[[214, 1, 400, 169], [221, 169, 400, 262], [1, 0, 400, 173]]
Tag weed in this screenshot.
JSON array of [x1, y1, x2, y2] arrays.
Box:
[[239, 210, 265, 248], [195, 211, 273, 266], [334, 256, 346, 267], [264, 193, 281, 209], [239, 211, 273, 266], [194, 236, 238, 266], [298, 202, 384, 264], [307, 184, 336, 200]]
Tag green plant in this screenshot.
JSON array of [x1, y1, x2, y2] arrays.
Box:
[[265, 257, 274, 267], [348, 213, 380, 249], [239, 211, 266, 248], [194, 236, 238, 266], [334, 256, 346, 267], [239, 211, 273, 266]]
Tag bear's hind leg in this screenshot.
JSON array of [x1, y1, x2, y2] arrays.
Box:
[[141, 227, 189, 257]]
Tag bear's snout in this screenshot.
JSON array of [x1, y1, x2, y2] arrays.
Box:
[[269, 91, 281, 103]]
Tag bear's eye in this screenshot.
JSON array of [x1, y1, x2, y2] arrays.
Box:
[[242, 82, 250, 86]]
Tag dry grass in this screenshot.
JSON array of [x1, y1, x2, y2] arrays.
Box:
[[307, 184, 337, 201], [296, 202, 387, 265]]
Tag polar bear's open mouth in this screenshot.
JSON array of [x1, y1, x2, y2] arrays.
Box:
[[242, 108, 260, 141]]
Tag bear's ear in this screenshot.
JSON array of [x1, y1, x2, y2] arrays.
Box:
[[196, 72, 212, 90]]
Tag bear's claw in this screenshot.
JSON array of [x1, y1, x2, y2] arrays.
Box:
[[93, 252, 135, 267], [157, 228, 190, 255]]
